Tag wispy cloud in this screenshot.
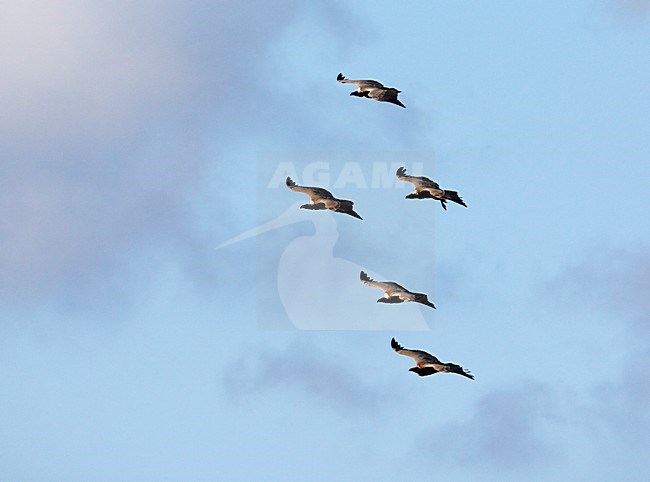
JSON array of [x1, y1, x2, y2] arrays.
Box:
[[612, 0, 650, 16], [589, 348, 650, 443], [548, 245, 650, 334], [546, 244, 650, 447], [222, 340, 396, 418], [419, 383, 558, 474]]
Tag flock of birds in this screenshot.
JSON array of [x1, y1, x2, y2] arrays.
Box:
[[285, 73, 474, 381]]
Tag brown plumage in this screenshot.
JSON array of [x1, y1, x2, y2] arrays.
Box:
[[391, 338, 474, 379], [360, 271, 435, 309], [286, 177, 362, 220], [337, 73, 405, 108], [396, 166, 467, 211]]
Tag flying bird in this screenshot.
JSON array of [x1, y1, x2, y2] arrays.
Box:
[[286, 177, 362, 220], [391, 338, 474, 379], [360, 271, 435, 309], [337, 73, 405, 108], [396, 166, 467, 210]]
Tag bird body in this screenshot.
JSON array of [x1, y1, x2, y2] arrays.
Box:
[[286, 177, 362, 220], [396, 166, 466, 210], [391, 338, 474, 379], [337, 73, 405, 108], [360, 271, 436, 309]]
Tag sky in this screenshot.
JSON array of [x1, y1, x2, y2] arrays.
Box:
[[1, 0, 649, 480]]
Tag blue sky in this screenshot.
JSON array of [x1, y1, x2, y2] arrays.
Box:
[[1, 1, 649, 480]]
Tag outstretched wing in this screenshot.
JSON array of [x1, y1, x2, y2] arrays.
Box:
[[378, 296, 405, 304], [360, 271, 408, 294], [395, 167, 439, 189], [443, 190, 467, 208], [337, 73, 385, 90], [301, 203, 327, 210], [391, 338, 441, 364], [286, 177, 335, 202], [410, 366, 439, 377], [418, 177, 440, 189], [396, 166, 421, 187]]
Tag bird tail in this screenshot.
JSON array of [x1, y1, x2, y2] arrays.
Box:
[[336, 200, 363, 220], [447, 364, 474, 380], [444, 190, 467, 207], [414, 293, 436, 309]]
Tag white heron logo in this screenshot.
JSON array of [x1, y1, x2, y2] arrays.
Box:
[[218, 162, 432, 331]]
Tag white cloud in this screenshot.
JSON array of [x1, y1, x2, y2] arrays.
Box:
[[0, 1, 350, 311]]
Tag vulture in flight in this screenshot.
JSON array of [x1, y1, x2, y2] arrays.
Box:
[[337, 73, 405, 108], [286, 177, 362, 220], [360, 271, 435, 309], [396, 166, 467, 210], [391, 338, 474, 379]]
